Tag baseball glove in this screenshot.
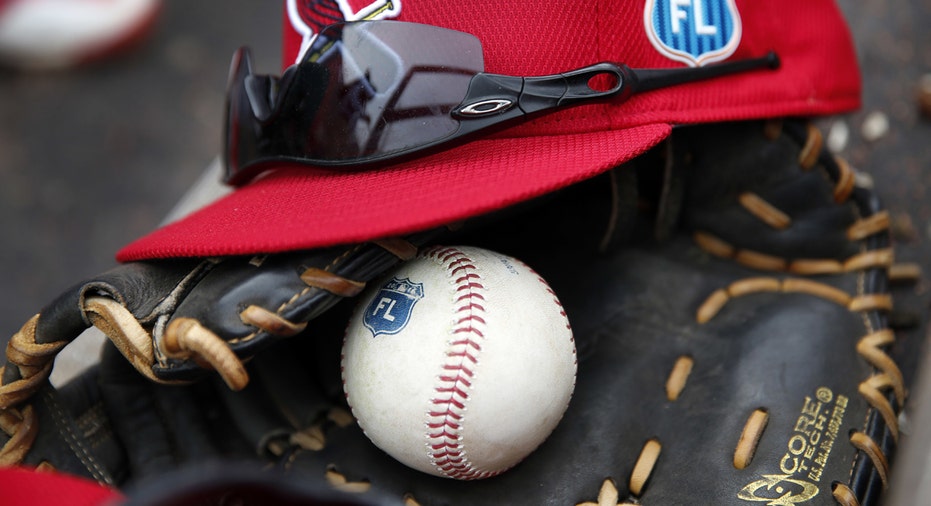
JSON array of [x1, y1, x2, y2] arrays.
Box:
[[0, 118, 918, 506]]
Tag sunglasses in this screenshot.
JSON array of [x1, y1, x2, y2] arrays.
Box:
[[224, 20, 778, 184]]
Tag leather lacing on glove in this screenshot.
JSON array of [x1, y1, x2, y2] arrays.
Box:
[[691, 121, 907, 506], [222, 119, 917, 506], [0, 236, 435, 469], [571, 120, 913, 506], [273, 120, 916, 506], [0, 119, 920, 506]]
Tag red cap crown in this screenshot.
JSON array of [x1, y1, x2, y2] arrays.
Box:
[[117, 0, 859, 261]]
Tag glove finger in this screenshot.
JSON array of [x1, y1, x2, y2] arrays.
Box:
[[215, 301, 355, 462], [98, 342, 224, 479]]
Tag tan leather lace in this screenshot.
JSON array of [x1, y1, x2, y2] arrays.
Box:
[[0, 239, 417, 468], [690, 121, 907, 505]]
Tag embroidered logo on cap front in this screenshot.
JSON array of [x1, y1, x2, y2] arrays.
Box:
[[287, 0, 402, 63], [644, 0, 741, 67]]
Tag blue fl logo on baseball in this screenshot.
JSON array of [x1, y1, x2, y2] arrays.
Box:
[[644, 0, 742, 67], [363, 277, 424, 337]]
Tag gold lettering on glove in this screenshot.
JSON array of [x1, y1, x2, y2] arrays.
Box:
[[737, 387, 848, 504], [737, 475, 819, 505]]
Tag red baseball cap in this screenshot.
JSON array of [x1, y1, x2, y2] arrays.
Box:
[[117, 0, 860, 261]]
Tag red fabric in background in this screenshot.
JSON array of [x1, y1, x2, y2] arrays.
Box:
[[0, 467, 122, 506]]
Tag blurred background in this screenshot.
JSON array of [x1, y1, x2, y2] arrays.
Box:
[[0, 1, 282, 331], [0, 0, 930, 501]]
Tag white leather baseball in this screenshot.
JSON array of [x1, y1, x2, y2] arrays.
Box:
[[341, 245, 577, 480]]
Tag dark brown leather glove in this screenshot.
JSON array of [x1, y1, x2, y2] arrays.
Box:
[[0, 119, 916, 506]]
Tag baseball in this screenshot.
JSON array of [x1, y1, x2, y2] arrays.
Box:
[[341, 245, 577, 480]]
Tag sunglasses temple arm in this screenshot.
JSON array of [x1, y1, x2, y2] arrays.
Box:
[[516, 51, 779, 113], [447, 50, 781, 160], [630, 51, 780, 94], [458, 64, 636, 117]]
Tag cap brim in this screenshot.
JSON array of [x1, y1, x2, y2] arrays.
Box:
[[116, 124, 671, 261]]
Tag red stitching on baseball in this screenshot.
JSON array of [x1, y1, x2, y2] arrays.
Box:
[[427, 419, 461, 429], [446, 350, 478, 362], [434, 450, 461, 457], [456, 316, 486, 326], [429, 408, 462, 416], [435, 386, 470, 397], [432, 397, 466, 409], [455, 273, 481, 284], [441, 364, 473, 375], [456, 293, 485, 303], [450, 339, 482, 350], [421, 247, 575, 479], [452, 328, 484, 338], [439, 375, 473, 387], [456, 304, 486, 314], [450, 262, 473, 270], [421, 246, 495, 480], [523, 264, 576, 346]]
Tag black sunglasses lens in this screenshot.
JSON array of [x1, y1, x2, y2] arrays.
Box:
[[304, 22, 483, 160], [226, 21, 484, 183], [226, 20, 780, 183]]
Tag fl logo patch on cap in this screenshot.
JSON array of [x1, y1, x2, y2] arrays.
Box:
[[644, 0, 742, 67]]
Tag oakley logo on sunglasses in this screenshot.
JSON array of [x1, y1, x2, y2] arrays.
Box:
[[224, 21, 778, 185], [457, 99, 515, 117], [287, 0, 402, 62]]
